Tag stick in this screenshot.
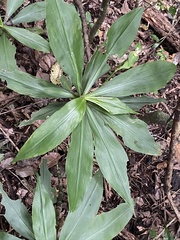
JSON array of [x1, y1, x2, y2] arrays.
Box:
[[165, 98, 180, 222], [73, 0, 91, 62], [89, 0, 110, 43]]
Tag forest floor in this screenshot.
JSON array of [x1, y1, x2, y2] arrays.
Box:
[[0, 0, 180, 239]]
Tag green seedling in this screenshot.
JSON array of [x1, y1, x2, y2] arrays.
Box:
[[110, 41, 142, 76], [86, 11, 94, 28], [150, 227, 175, 240], [149, 33, 168, 60]]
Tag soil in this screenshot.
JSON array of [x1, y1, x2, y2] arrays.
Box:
[[0, 0, 180, 239]]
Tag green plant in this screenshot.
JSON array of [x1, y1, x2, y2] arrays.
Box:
[[108, 41, 142, 78], [0, 0, 48, 57], [0, 0, 176, 232], [150, 227, 175, 240], [0, 161, 133, 240]]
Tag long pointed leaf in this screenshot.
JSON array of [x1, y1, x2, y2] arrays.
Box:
[[4, 26, 50, 53], [60, 171, 103, 240], [90, 61, 176, 97], [106, 8, 143, 57], [66, 114, 93, 211], [40, 159, 53, 201], [14, 98, 86, 161], [39, 158, 56, 203], [0, 184, 35, 240], [0, 232, 21, 240], [87, 106, 133, 209], [82, 50, 110, 94], [120, 96, 166, 111], [5, 0, 24, 22], [104, 114, 161, 155], [12, 2, 46, 24], [32, 175, 56, 240], [46, 0, 84, 94], [0, 33, 17, 71], [19, 102, 65, 127], [86, 96, 135, 114], [0, 70, 74, 99], [81, 203, 134, 240]]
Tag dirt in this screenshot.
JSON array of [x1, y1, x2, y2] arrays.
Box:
[[0, 0, 180, 239]]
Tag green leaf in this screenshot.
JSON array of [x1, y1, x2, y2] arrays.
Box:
[[163, 227, 174, 240], [66, 114, 93, 211], [0, 184, 35, 240], [0, 70, 74, 99], [119, 51, 139, 70], [104, 114, 161, 155], [0, 232, 21, 240], [60, 171, 103, 240], [0, 16, 3, 26], [81, 203, 133, 240], [46, 0, 84, 94], [168, 6, 177, 17], [40, 159, 56, 203], [32, 175, 56, 240], [120, 96, 166, 111], [86, 96, 135, 114], [4, 26, 50, 53], [14, 98, 86, 161], [150, 33, 160, 43], [60, 75, 72, 92], [91, 61, 176, 97], [149, 229, 157, 238], [19, 102, 65, 127], [60, 172, 133, 240], [11, 2, 46, 24], [40, 159, 53, 201], [106, 8, 143, 57], [82, 50, 110, 94], [87, 106, 133, 209], [0, 32, 17, 71], [5, 0, 24, 22], [0, 153, 4, 161]]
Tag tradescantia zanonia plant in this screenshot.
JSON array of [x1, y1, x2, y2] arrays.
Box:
[[0, 0, 176, 220], [0, 162, 133, 240]]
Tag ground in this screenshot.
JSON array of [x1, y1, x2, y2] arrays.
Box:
[[0, 0, 180, 239]]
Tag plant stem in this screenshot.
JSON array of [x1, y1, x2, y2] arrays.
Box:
[[89, 0, 110, 43], [73, 0, 91, 62]]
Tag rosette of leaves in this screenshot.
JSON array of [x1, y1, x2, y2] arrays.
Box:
[[0, 0, 48, 58], [0, 0, 176, 214]]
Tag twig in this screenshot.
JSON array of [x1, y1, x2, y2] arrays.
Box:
[[55, 162, 63, 237], [154, 217, 176, 239], [0, 125, 19, 152], [7, 169, 33, 192], [167, 192, 180, 222], [165, 98, 180, 222], [0, 100, 47, 116], [89, 0, 110, 43], [73, 0, 91, 62]]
